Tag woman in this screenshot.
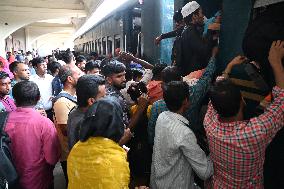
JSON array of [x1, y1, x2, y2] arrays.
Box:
[[67, 97, 130, 189]]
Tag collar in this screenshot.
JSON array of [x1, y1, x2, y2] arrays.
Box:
[[0, 95, 9, 100], [165, 111, 189, 125], [60, 90, 77, 98]]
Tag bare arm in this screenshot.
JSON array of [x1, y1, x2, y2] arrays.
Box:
[[268, 40, 284, 89]]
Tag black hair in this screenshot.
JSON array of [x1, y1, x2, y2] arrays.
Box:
[[31, 57, 45, 67], [61, 51, 74, 64], [76, 55, 86, 66], [85, 60, 100, 73], [90, 51, 98, 58], [101, 60, 126, 77], [47, 61, 62, 75], [76, 75, 106, 107], [127, 82, 147, 102], [132, 69, 144, 81], [0, 71, 9, 80], [173, 8, 183, 23], [184, 8, 200, 25], [58, 66, 72, 84], [12, 81, 40, 107], [163, 81, 189, 112], [125, 69, 133, 82], [152, 63, 167, 80], [209, 79, 242, 118], [161, 66, 182, 83], [9, 61, 21, 73]]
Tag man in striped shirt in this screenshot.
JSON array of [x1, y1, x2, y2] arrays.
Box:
[[151, 81, 213, 189]]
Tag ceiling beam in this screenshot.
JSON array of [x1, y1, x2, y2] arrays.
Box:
[[0, 6, 86, 16], [0, 0, 85, 10]]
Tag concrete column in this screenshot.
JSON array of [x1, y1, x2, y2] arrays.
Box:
[[0, 38, 6, 57]]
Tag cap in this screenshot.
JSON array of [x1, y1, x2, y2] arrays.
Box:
[[181, 1, 200, 18]]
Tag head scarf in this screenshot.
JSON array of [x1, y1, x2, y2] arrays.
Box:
[[79, 97, 124, 143]]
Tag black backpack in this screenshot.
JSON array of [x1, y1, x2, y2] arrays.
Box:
[[0, 112, 18, 189]]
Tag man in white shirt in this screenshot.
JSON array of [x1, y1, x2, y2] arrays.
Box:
[[30, 57, 54, 120], [150, 81, 213, 189]]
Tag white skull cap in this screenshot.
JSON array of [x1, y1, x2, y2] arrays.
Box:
[[181, 1, 200, 18]]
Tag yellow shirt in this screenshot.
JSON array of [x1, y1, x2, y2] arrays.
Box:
[[68, 137, 130, 189]]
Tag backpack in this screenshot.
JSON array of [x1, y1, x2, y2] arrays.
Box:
[[0, 112, 18, 189], [52, 92, 77, 105]]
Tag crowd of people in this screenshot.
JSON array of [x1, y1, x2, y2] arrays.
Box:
[[0, 1, 283, 189]]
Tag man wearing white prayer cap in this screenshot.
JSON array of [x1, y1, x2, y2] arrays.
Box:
[[176, 1, 217, 76]]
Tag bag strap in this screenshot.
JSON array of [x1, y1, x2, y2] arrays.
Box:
[[0, 111, 9, 133], [53, 92, 77, 105]]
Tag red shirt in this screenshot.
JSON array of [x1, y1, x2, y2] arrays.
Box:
[[204, 87, 284, 189], [5, 108, 61, 189]]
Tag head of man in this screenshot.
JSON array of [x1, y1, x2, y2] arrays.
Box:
[[152, 63, 167, 81], [114, 48, 121, 57], [163, 81, 190, 113], [173, 8, 184, 29], [209, 79, 245, 120], [47, 61, 62, 77], [182, 1, 204, 26], [32, 57, 47, 77], [101, 60, 126, 90], [85, 60, 101, 75], [62, 51, 75, 65], [0, 71, 11, 97], [161, 66, 182, 83], [59, 65, 82, 89], [12, 81, 40, 107], [9, 61, 30, 81], [76, 75, 106, 108], [90, 52, 98, 61], [76, 55, 87, 71]]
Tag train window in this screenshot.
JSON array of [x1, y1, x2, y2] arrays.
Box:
[[95, 40, 98, 52], [102, 37, 106, 55], [98, 39, 102, 55], [114, 35, 120, 50], [107, 37, 113, 55]]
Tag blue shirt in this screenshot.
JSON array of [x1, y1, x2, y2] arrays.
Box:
[[148, 57, 216, 145]]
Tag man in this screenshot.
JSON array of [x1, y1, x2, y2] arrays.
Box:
[[176, 1, 217, 76], [0, 71, 16, 112], [155, 9, 184, 64], [75, 55, 87, 72], [67, 74, 106, 150], [9, 61, 30, 87], [204, 41, 284, 188], [62, 51, 76, 66], [101, 60, 148, 144], [148, 48, 217, 145], [30, 57, 54, 120], [89, 51, 98, 61], [85, 60, 100, 75], [48, 61, 63, 96], [53, 65, 82, 185], [150, 81, 213, 189], [5, 81, 61, 189]]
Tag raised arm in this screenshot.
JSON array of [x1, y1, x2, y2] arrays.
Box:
[[189, 48, 217, 107], [248, 41, 284, 142], [119, 52, 154, 70]]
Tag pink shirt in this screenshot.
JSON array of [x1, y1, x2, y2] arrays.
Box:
[[5, 107, 61, 189]]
